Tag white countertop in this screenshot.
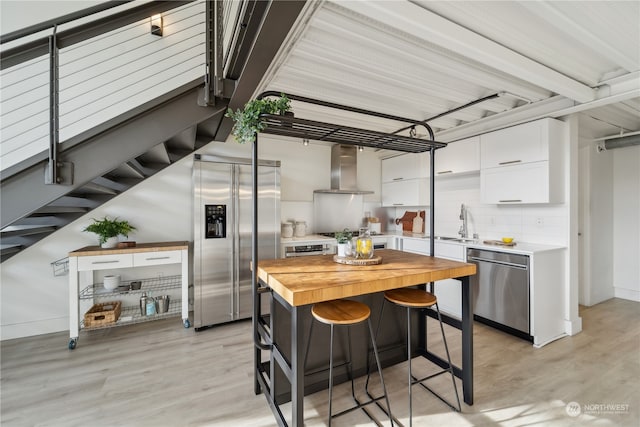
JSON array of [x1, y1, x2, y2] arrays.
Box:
[[386, 231, 565, 255]]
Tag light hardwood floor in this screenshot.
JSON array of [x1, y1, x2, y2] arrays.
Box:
[[1, 298, 638, 427]]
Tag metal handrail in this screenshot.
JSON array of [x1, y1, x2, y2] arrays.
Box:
[[1, 1, 207, 177]]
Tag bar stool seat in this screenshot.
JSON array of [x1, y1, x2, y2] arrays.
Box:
[[385, 288, 437, 308], [308, 299, 394, 427], [373, 288, 461, 427], [312, 299, 371, 325]]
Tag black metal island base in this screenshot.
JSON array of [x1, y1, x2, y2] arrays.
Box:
[[254, 249, 476, 426]]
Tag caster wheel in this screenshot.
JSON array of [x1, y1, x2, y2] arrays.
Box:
[[68, 339, 77, 350], [183, 319, 191, 328]]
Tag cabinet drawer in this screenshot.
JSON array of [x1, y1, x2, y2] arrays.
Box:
[[77, 254, 133, 271], [435, 242, 464, 260], [133, 250, 182, 266], [402, 238, 430, 255]]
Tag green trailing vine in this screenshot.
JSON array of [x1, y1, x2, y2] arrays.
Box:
[[225, 94, 291, 144]]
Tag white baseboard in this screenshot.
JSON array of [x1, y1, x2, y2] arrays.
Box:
[[564, 316, 583, 336], [614, 287, 640, 302], [1, 317, 67, 341]]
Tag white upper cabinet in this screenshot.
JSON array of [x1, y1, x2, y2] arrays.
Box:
[[382, 152, 430, 182], [381, 152, 431, 207], [480, 120, 551, 168], [434, 136, 480, 177], [480, 118, 566, 204], [381, 179, 430, 207]]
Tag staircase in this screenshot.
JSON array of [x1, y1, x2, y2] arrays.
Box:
[[0, 81, 225, 261], [0, 0, 307, 262]]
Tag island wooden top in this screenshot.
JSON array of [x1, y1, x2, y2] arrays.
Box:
[[69, 241, 189, 257], [257, 249, 476, 307]]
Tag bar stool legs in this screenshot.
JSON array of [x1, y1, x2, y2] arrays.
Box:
[[372, 288, 461, 427], [306, 299, 394, 427]]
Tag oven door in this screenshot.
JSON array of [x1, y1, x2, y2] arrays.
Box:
[[284, 244, 333, 258]]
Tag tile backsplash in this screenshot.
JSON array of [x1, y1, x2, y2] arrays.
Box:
[[283, 174, 569, 246]]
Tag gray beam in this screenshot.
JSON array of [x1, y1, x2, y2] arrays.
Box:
[[1, 87, 227, 228], [213, 0, 306, 142]]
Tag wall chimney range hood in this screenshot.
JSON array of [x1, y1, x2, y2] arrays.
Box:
[[314, 144, 373, 194]]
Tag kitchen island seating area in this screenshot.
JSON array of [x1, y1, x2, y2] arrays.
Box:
[[307, 299, 394, 426], [255, 249, 476, 426]]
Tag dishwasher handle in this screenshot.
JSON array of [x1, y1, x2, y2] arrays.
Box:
[[468, 256, 528, 270]]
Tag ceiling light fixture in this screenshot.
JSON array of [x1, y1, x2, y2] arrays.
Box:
[[151, 14, 163, 36], [358, 146, 364, 152], [302, 138, 309, 146]]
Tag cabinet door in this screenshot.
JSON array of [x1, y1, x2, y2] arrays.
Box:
[[382, 152, 430, 182], [433, 241, 464, 318], [77, 254, 133, 271], [435, 136, 480, 176], [402, 238, 430, 254], [481, 161, 551, 204], [480, 120, 548, 168], [382, 179, 429, 207]]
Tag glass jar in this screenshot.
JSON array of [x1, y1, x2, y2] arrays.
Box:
[[355, 228, 374, 259]]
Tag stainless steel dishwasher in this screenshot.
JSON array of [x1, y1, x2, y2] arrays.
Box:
[[467, 248, 531, 340]]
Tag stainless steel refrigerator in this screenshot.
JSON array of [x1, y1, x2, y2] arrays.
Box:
[[193, 154, 280, 329]]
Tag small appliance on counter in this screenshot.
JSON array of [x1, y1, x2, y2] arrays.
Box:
[[367, 217, 382, 234]]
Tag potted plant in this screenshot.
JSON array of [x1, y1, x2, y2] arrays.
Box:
[[83, 216, 136, 248], [334, 228, 353, 257], [225, 94, 291, 144]]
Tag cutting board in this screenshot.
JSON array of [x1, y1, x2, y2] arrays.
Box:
[[483, 240, 517, 246], [395, 210, 425, 232]]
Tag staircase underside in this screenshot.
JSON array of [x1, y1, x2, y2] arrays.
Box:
[[1, 81, 226, 261]]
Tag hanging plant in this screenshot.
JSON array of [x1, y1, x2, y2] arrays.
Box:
[[225, 94, 291, 144]]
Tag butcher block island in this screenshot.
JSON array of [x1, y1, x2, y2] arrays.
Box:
[[255, 249, 476, 427]]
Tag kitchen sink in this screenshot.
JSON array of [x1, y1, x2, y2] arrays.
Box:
[[428, 236, 477, 243]]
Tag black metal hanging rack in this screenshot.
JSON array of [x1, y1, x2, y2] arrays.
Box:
[[250, 91, 447, 348]]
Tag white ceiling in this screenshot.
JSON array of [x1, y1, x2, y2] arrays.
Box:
[[258, 0, 640, 146]]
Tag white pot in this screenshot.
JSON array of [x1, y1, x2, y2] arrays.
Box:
[[103, 275, 121, 290], [101, 236, 119, 248], [337, 243, 348, 257]]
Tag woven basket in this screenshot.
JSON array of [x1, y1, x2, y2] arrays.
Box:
[[84, 301, 122, 328]]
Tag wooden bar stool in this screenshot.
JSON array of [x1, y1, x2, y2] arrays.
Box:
[[372, 288, 461, 426], [308, 299, 394, 427]]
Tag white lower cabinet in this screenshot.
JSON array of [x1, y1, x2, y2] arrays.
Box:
[[433, 242, 464, 318], [397, 238, 462, 318]]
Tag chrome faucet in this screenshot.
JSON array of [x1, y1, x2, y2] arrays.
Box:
[[458, 203, 468, 239]]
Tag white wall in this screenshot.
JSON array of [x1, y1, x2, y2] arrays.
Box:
[[0, 136, 383, 340], [612, 145, 640, 301]]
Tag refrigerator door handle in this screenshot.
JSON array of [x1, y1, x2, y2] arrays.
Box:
[[233, 165, 240, 319]]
